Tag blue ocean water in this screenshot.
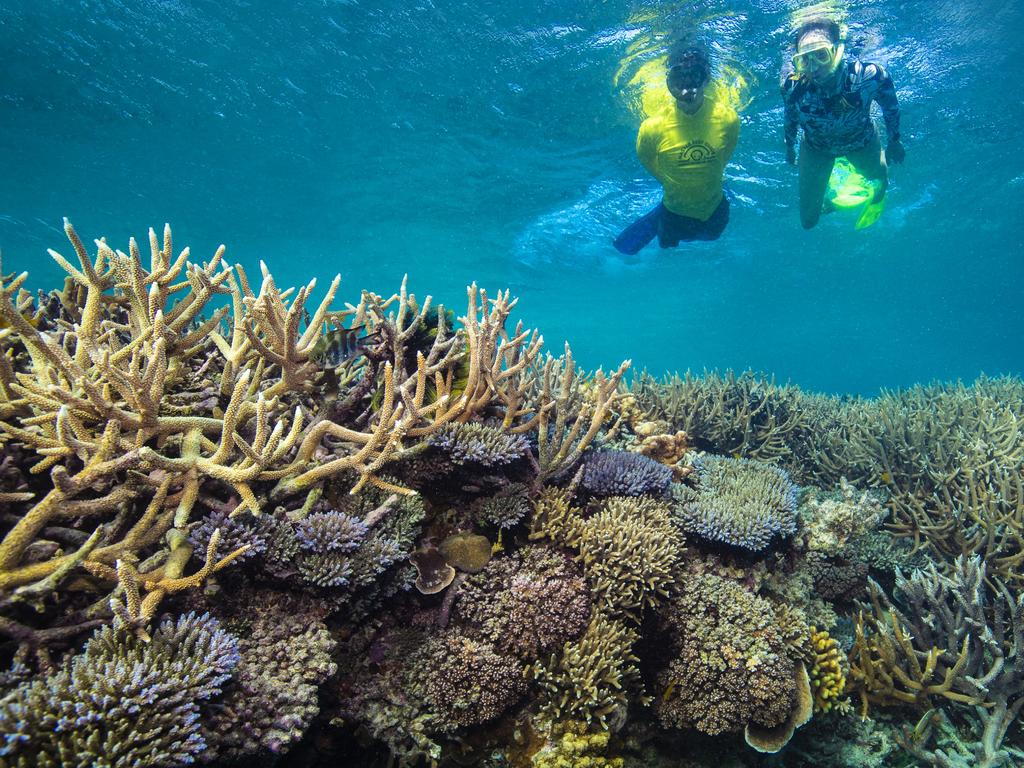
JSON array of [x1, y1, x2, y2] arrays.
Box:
[[1, 0, 1021, 395]]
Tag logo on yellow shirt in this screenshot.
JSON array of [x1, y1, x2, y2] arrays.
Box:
[[675, 140, 716, 166]]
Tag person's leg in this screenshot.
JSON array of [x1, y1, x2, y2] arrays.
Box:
[[693, 195, 730, 241], [658, 207, 695, 247], [845, 134, 888, 202], [798, 143, 836, 229], [614, 202, 664, 255]]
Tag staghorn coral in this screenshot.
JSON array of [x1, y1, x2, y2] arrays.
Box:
[[578, 450, 673, 497], [671, 454, 797, 552], [408, 629, 527, 733], [531, 611, 645, 731], [628, 369, 824, 466], [0, 612, 238, 768], [848, 555, 1024, 768], [453, 544, 590, 660], [655, 574, 799, 739], [427, 422, 530, 466]]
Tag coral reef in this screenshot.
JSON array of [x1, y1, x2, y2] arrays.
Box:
[[3, 221, 1023, 768], [0, 613, 237, 767], [848, 555, 1024, 768], [671, 454, 798, 552]]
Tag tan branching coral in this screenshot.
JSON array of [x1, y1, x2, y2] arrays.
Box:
[[0, 220, 630, 654], [530, 611, 646, 731]]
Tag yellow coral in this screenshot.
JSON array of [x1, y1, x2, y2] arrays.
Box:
[[531, 721, 624, 768], [809, 626, 847, 713]]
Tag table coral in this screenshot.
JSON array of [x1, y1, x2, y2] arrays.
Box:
[[579, 450, 673, 497], [671, 454, 797, 552]]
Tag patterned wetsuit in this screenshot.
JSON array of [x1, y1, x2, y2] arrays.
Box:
[[782, 60, 900, 155]]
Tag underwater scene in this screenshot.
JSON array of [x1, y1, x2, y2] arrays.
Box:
[[1, 1, 1023, 767]]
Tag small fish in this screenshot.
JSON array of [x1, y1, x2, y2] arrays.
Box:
[[310, 326, 382, 369]]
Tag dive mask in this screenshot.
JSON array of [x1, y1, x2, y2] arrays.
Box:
[[667, 63, 708, 91], [792, 41, 836, 73]]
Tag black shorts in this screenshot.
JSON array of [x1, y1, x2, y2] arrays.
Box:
[[658, 195, 730, 247]]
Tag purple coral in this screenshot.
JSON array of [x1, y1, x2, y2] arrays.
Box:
[[427, 423, 530, 466], [294, 510, 368, 553], [580, 450, 673, 497], [189, 507, 267, 563], [0, 613, 238, 766]]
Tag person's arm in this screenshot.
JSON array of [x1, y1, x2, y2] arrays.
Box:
[[781, 76, 801, 164], [866, 63, 904, 162], [636, 119, 662, 181], [721, 109, 740, 165]]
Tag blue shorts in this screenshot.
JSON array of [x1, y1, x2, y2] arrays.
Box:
[[658, 195, 730, 247]]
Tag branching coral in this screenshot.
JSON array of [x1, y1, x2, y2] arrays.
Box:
[[671, 454, 797, 552], [847, 555, 1024, 768], [0, 612, 238, 767], [565, 496, 681, 621], [629, 369, 819, 464], [530, 612, 645, 731]]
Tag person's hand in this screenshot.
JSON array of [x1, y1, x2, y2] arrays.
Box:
[[785, 144, 797, 166], [886, 139, 906, 165]]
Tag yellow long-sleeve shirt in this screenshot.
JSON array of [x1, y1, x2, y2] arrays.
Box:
[[636, 94, 740, 221]]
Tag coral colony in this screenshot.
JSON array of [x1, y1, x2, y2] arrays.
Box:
[[0, 222, 1022, 768]]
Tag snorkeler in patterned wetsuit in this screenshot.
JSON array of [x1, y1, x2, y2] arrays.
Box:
[[782, 18, 905, 229]]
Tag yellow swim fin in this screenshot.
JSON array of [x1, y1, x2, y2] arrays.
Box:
[[855, 197, 885, 229]]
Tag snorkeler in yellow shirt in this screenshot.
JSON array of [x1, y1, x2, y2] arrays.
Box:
[[614, 45, 740, 255]]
